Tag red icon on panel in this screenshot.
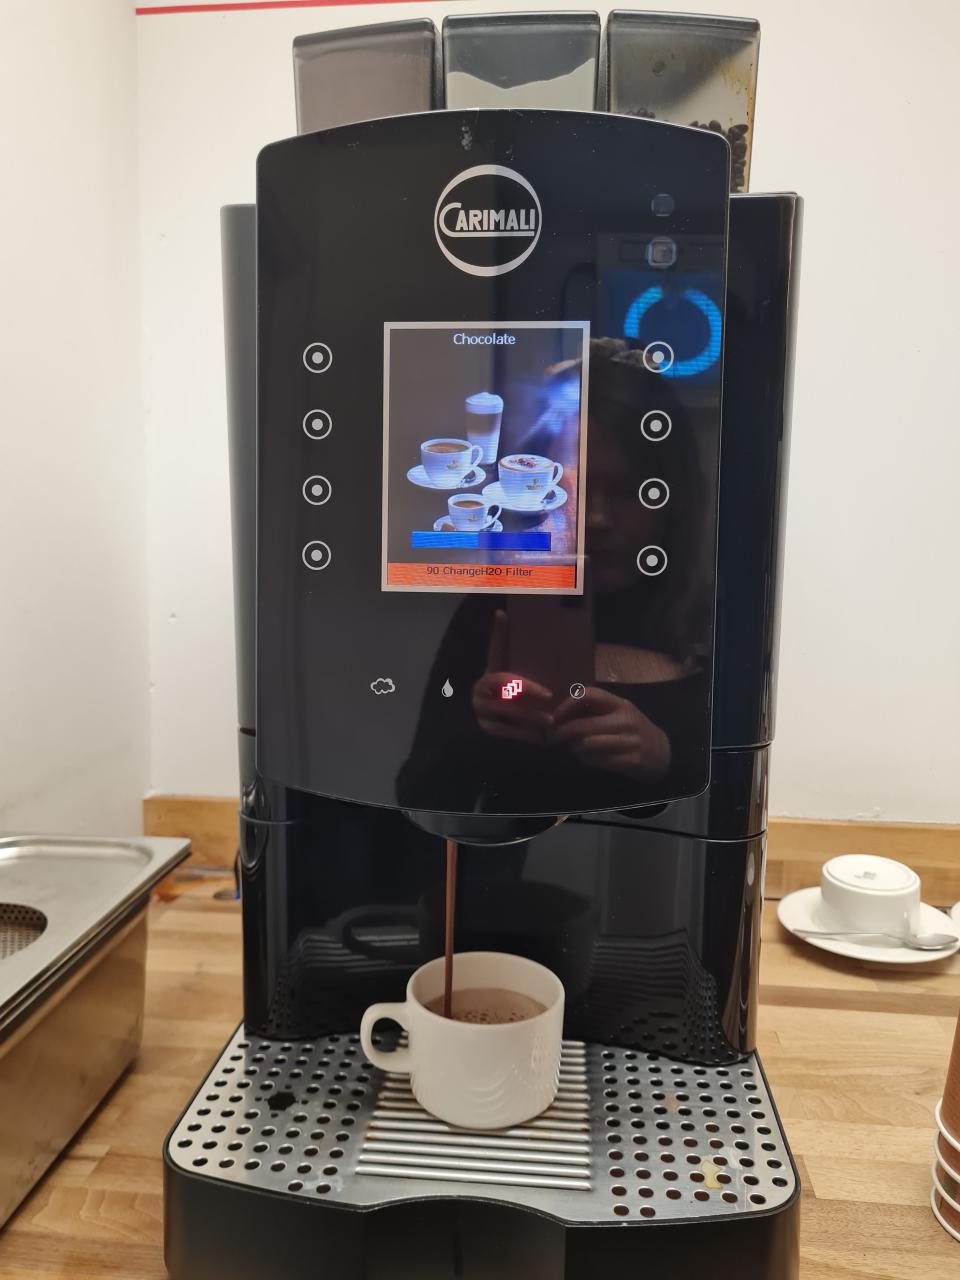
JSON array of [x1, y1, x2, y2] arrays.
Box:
[[500, 678, 524, 701]]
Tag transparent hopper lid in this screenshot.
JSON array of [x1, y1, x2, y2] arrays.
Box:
[[606, 12, 760, 193]]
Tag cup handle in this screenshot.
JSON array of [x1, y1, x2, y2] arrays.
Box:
[[360, 1001, 411, 1073], [484, 504, 502, 527], [551, 462, 564, 486], [469, 445, 483, 468]]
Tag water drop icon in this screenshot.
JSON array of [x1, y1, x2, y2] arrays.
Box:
[[441, 679, 454, 698]]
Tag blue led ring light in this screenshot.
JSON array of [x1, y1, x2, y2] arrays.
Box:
[[623, 286, 722, 378]]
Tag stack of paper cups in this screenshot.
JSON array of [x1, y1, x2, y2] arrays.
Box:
[[932, 1012, 960, 1241]]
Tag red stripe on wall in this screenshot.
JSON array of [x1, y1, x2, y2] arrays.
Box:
[[137, 1, 422, 14]]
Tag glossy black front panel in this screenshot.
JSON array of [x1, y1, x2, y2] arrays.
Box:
[[257, 110, 729, 817], [240, 797, 762, 1063]]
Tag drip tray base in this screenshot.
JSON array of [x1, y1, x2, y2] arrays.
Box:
[[164, 1024, 800, 1279]]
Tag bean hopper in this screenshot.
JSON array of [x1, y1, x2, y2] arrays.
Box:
[[164, 10, 802, 1278]]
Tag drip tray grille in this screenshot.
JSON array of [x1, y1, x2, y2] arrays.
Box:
[[359, 1042, 591, 1191], [167, 1025, 796, 1225]]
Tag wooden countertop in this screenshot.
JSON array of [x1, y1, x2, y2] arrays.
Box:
[[0, 877, 958, 1279]]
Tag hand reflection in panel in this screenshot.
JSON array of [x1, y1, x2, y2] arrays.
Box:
[[473, 608, 672, 782], [398, 339, 714, 812]]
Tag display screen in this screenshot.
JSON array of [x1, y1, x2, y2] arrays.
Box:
[[381, 322, 589, 594]]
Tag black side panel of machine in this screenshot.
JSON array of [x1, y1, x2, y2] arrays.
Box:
[[221, 203, 257, 735], [240, 800, 764, 1062], [711, 193, 801, 748], [164, 1146, 799, 1280]]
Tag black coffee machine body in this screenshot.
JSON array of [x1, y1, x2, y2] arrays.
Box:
[[165, 12, 801, 1279]]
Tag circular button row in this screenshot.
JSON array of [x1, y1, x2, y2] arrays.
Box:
[[637, 545, 668, 577], [303, 344, 334, 567]]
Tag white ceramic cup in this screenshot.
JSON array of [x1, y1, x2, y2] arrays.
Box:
[[448, 494, 501, 530], [359, 951, 564, 1130], [421, 438, 482, 486], [498, 454, 563, 507], [819, 854, 921, 937], [465, 392, 504, 464]]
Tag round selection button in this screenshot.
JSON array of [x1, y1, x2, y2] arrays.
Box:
[[640, 410, 672, 442], [303, 475, 332, 506], [302, 540, 332, 571], [638, 478, 670, 510], [302, 342, 333, 374], [637, 545, 668, 577], [303, 409, 332, 440], [642, 341, 674, 374]]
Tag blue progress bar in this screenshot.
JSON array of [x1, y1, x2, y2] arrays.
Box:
[[411, 531, 551, 550]]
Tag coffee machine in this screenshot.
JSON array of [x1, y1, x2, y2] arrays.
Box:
[[164, 10, 801, 1278]]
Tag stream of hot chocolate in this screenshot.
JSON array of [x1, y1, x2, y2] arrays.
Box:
[[442, 839, 458, 1018]]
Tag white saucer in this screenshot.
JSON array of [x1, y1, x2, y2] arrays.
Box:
[[407, 464, 486, 491], [777, 886, 960, 965], [433, 517, 504, 533], [481, 481, 568, 515]]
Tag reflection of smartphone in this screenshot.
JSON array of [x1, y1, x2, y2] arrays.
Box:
[[505, 586, 595, 708]]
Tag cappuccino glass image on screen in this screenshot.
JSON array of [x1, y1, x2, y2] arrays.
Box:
[[382, 322, 590, 594]]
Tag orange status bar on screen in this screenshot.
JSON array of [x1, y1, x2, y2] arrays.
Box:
[[386, 563, 577, 590]]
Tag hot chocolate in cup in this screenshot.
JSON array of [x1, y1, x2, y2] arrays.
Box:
[[498, 453, 563, 508], [420, 438, 483, 486], [818, 854, 921, 937], [359, 951, 563, 1130], [448, 493, 501, 530], [464, 392, 503, 464]]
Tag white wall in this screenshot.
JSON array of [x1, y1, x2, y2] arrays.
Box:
[[0, 2, 147, 834], [137, 0, 960, 822]]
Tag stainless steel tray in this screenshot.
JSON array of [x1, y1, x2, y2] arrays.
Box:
[[0, 836, 190, 1040], [168, 1028, 796, 1225]]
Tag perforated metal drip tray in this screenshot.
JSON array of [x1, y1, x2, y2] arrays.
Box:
[[167, 1026, 796, 1225]]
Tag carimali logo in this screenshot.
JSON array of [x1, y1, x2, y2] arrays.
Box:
[[435, 164, 542, 278]]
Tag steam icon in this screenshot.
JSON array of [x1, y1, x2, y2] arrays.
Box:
[[370, 677, 396, 695], [441, 679, 454, 698]]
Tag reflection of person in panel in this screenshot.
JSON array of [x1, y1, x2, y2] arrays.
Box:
[[397, 340, 714, 814]]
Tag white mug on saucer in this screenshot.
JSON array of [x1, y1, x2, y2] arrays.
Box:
[[819, 854, 921, 937], [420, 438, 482, 486], [448, 494, 501, 530], [498, 454, 563, 507], [359, 951, 564, 1130]]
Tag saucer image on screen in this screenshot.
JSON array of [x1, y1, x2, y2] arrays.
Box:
[[777, 886, 960, 965], [407, 464, 486, 491], [481, 481, 568, 515], [433, 517, 504, 533]]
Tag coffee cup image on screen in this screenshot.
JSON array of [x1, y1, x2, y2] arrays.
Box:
[[383, 322, 589, 594], [419, 438, 483, 487], [447, 494, 501, 531]]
